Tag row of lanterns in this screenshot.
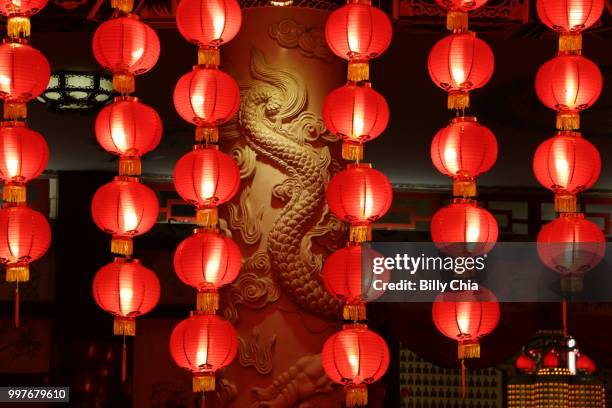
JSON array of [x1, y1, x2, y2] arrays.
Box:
[[167, 0, 242, 400], [89, 0, 162, 381], [320, 1, 394, 406], [0, 0, 52, 328]]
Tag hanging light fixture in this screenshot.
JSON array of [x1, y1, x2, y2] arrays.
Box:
[[37, 71, 113, 112]]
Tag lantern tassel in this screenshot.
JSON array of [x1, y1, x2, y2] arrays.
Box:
[[447, 10, 468, 32], [554, 193, 577, 213], [122, 339, 127, 382], [6, 264, 29, 282], [111, 0, 134, 13], [111, 236, 133, 256], [14, 283, 20, 329], [113, 73, 135, 95], [3, 183, 27, 204], [346, 384, 368, 407], [448, 91, 470, 110], [3, 102, 27, 121], [342, 141, 364, 162], [559, 33, 582, 54], [197, 290, 219, 313], [347, 61, 369, 82], [114, 317, 136, 336], [198, 48, 220, 67], [7, 16, 31, 40], [349, 224, 371, 243], [556, 112, 580, 131], [119, 156, 142, 176], [193, 372, 215, 392], [461, 359, 467, 399], [196, 207, 219, 228], [195, 126, 219, 145], [458, 341, 480, 359], [453, 177, 476, 198], [343, 303, 366, 322]]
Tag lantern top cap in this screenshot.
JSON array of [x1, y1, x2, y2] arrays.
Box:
[[113, 95, 139, 103], [559, 212, 584, 220], [347, 0, 373, 5], [193, 227, 220, 235], [113, 257, 141, 264], [113, 175, 140, 183], [555, 130, 582, 138], [342, 322, 368, 330], [0, 120, 26, 128], [450, 116, 478, 124], [2, 37, 28, 46], [346, 162, 373, 169], [193, 144, 220, 151], [450, 197, 477, 206]]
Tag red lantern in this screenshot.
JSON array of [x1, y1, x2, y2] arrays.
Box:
[[175, 0, 242, 49], [576, 353, 596, 374], [0, 205, 50, 282], [173, 146, 240, 228], [322, 244, 389, 321], [174, 229, 241, 313], [434, 0, 489, 31], [92, 258, 160, 336], [91, 177, 159, 256], [0, 0, 48, 39], [0, 42, 50, 120], [326, 163, 392, 243], [533, 131, 600, 213], [431, 116, 497, 197], [431, 199, 498, 257], [536, 0, 604, 52], [428, 33, 494, 110], [543, 350, 559, 368], [169, 312, 238, 392], [0, 122, 48, 204], [535, 55, 602, 131], [432, 286, 500, 359], [322, 323, 389, 408], [515, 354, 536, 373], [323, 83, 389, 160], [325, 2, 392, 81], [92, 16, 160, 94], [95, 96, 162, 176]]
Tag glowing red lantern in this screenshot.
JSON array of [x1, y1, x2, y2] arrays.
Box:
[[432, 286, 500, 359], [322, 323, 389, 408], [434, 0, 489, 31], [0, 0, 48, 39], [0, 122, 48, 204], [325, 2, 392, 81], [174, 229, 241, 313], [175, 0, 241, 49], [91, 177, 159, 256], [533, 131, 600, 213], [431, 199, 498, 257], [515, 354, 536, 373], [0, 42, 50, 120], [0, 205, 50, 282], [173, 146, 240, 228], [535, 55, 602, 131], [537, 0, 604, 52], [326, 163, 392, 243], [323, 83, 389, 160], [92, 16, 160, 94], [93, 258, 160, 336], [95, 96, 162, 176], [428, 33, 494, 110], [431, 116, 497, 197], [576, 353, 596, 374], [323, 244, 389, 321], [170, 312, 238, 392], [543, 350, 559, 368]]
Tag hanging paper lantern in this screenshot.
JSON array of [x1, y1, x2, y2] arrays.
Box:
[[543, 350, 559, 368], [0, 122, 49, 204], [323, 83, 389, 160], [0, 205, 50, 282], [93, 258, 160, 336], [0, 0, 48, 39], [326, 163, 392, 243], [432, 286, 500, 359], [169, 312, 238, 392], [576, 353, 596, 374], [173, 146, 240, 228], [92, 16, 160, 94], [0, 42, 50, 120], [322, 323, 389, 408], [535, 55, 602, 131], [325, 2, 393, 82], [431, 199, 498, 257], [173, 66, 240, 143], [322, 244, 389, 321], [516, 354, 536, 373], [428, 33, 494, 110], [174, 229, 241, 313], [431, 116, 497, 197], [434, 0, 489, 32], [95, 96, 162, 176], [533, 131, 600, 213], [536, 0, 605, 52], [91, 177, 159, 256]]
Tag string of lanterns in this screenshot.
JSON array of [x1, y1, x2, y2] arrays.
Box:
[[0, 0, 51, 328], [320, 1, 393, 406], [168, 0, 242, 400], [427, 0, 500, 397], [89, 0, 162, 381]]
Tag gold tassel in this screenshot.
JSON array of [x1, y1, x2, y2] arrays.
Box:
[[346, 384, 368, 408], [342, 141, 364, 161], [347, 61, 369, 82], [559, 32, 582, 54], [195, 126, 219, 144], [197, 290, 219, 313], [453, 177, 476, 198], [555, 193, 577, 213], [113, 73, 135, 95], [3, 183, 26, 204], [349, 224, 371, 243], [561, 275, 583, 293], [556, 112, 580, 130], [196, 207, 218, 228], [193, 372, 215, 392], [343, 303, 366, 322], [7, 17, 31, 40], [447, 10, 468, 32], [114, 317, 136, 336], [3, 102, 27, 121], [111, 236, 133, 256], [111, 0, 134, 13], [198, 48, 220, 67], [458, 341, 480, 359], [448, 91, 470, 110], [6, 264, 29, 282], [119, 156, 142, 176]]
